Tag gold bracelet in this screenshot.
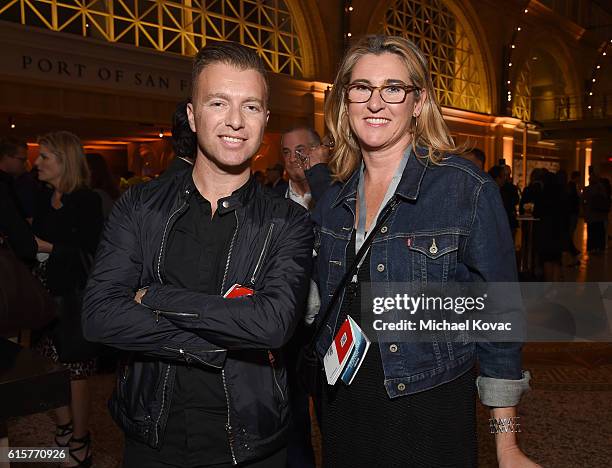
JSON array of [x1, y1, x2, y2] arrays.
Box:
[[489, 416, 521, 434]]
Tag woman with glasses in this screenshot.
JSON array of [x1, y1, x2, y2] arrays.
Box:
[[312, 35, 538, 467]]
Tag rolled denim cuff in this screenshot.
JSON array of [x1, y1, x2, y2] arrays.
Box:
[[476, 370, 531, 407]]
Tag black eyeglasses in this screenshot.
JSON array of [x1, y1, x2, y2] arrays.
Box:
[[346, 83, 421, 104]]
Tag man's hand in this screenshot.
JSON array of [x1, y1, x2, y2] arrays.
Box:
[[35, 236, 53, 253], [134, 287, 148, 304], [498, 445, 541, 468]]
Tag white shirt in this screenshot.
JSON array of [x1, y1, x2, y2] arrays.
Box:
[[286, 180, 313, 210]]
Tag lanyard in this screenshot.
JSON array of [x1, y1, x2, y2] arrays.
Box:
[[355, 149, 410, 260]]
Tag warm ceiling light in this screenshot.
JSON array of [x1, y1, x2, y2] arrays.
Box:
[[589, 92, 593, 96], [597, 65, 601, 69], [158, 130, 164, 138], [511, 44, 515, 48], [348, 6, 353, 11], [517, 27, 521, 31], [524, 9, 529, 13], [347, 32, 352, 37]]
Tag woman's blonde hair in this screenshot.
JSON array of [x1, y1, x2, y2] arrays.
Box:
[[37, 131, 90, 193], [325, 35, 462, 182]]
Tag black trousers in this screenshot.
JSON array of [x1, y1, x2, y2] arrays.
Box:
[[587, 221, 606, 251], [123, 438, 287, 468]]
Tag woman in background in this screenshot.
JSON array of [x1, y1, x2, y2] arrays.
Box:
[[33, 131, 103, 468]]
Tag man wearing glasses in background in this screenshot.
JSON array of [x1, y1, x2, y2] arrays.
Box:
[[281, 127, 333, 205]]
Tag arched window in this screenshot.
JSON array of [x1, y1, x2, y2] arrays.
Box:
[[381, 0, 487, 112], [0, 0, 305, 77], [513, 61, 532, 121]]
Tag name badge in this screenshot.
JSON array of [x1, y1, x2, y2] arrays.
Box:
[[323, 315, 371, 386]]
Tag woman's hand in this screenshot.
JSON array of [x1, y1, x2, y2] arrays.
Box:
[[307, 145, 330, 167], [35, 236, 53, 253], [498, 444, 541, 468]]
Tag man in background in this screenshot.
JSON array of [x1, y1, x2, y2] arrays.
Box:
[[0, 136, 36, 262], [266, 162, 288, 196], [161, 99, 197, 179]]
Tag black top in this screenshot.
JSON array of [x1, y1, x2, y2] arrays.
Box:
[[320, 233, 477, 468], [160, 179, 249, 466], [31, 187, 103, 295], [267, 178, 288, 197]]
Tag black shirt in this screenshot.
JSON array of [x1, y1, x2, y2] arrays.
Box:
[[160, 179, 249, 466]]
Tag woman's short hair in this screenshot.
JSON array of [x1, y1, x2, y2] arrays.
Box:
[[325, 34, 461, 181], [37, 131, 90, 193]]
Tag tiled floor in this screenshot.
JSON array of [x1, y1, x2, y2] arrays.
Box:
[[7, 220, 612, 467]]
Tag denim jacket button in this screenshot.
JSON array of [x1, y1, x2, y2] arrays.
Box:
[[377, 263, 385, 272], [429, 238, 438, 254], [389, 344, 398, 353], [397, 383, 406, 391], [380, 226, 388, 233]]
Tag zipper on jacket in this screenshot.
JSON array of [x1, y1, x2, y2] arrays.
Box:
[[220, 211, 239, 296], [154, 364, 171, 446], [222, 369, 238, 464], [157, 310, 198, 319], [152, 195, 188, 446], [162, 346, 224, 369], [219, 212, 239, 464], [250, 222, 275, 285], [156, 199, 188, 283], [267, 350, 285, 401]]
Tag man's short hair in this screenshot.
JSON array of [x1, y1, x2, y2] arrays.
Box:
[[281, 126, 321, 147], [0, 136, 27, 160], [191, 42, 269, 101], [171, 99, 197, 159]]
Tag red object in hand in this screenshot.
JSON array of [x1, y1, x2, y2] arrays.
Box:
[[223, 284, 255, 298]]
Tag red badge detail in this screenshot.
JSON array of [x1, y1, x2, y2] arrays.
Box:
[[406, 238, 412, 247]]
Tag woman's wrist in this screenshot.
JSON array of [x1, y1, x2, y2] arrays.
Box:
[[490, 407, 520, 456]]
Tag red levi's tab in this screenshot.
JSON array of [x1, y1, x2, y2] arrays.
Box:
[[223, 284, 255, 298]]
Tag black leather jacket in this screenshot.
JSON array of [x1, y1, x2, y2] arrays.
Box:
[[83, 170, 313, 464]]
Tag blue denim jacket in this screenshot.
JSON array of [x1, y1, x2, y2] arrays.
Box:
[[313, 150, 530, 407]]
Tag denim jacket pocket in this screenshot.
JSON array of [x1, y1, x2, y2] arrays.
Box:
[[407, 232, 460, 283]]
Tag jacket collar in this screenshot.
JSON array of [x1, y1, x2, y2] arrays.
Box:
[[331, 147, 430, 208], [178, 170, 256, 214]]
